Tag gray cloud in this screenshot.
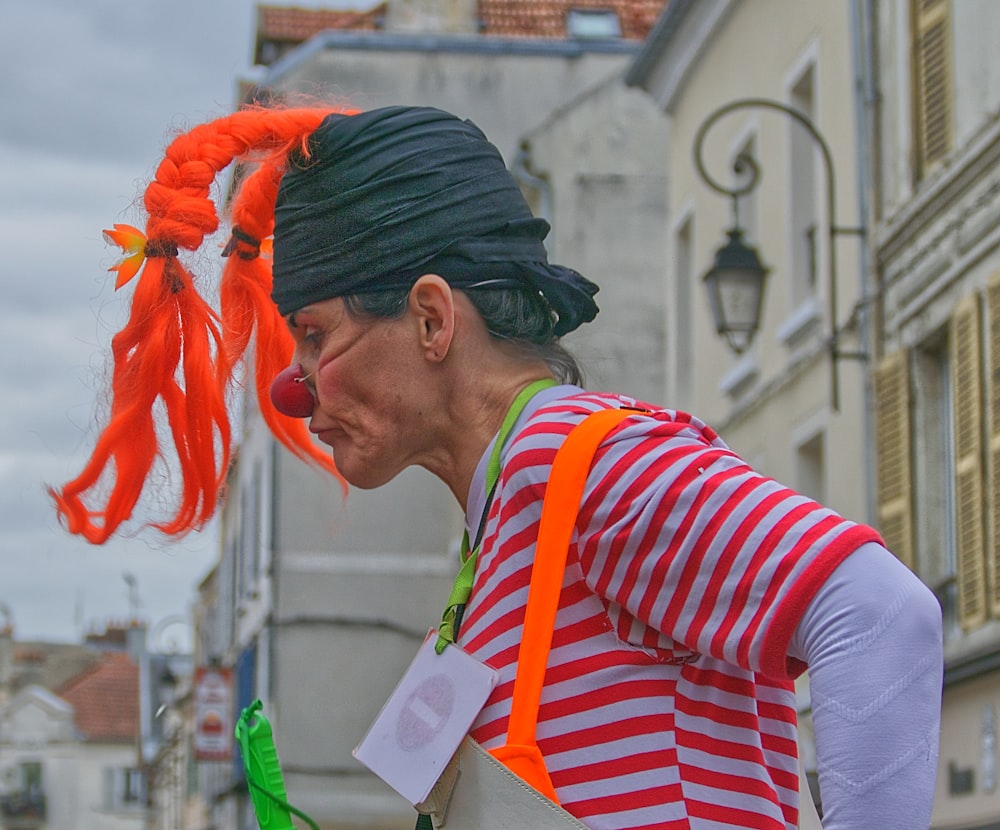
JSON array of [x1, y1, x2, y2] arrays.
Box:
[[0, 0, 255, 643], [0, 0, 252, 165]]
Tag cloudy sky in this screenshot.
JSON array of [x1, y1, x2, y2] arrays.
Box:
[[0, 0, 324, 646]]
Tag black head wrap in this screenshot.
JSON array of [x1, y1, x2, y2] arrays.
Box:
[[271, 106, 599, 335]]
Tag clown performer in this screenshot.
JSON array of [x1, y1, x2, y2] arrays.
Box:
[[51, 105, 943, 830]]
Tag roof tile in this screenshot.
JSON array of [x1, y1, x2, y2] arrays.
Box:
[[258, 3, 386, 41], [479, 0, 667, 39], [255, 0, 667, 47], [57, 652, 139, 743]]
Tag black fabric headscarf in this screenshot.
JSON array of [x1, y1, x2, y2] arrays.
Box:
[[271, 106, 599, 335]]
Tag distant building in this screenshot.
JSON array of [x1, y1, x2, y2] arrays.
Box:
[[0, 630, 102, 704], [0, 621, 191, 830], [252, 0, 666, 68], [0, 649, 142, 830], [863, 1, 1000, 826], [626, 0, 870, 817]]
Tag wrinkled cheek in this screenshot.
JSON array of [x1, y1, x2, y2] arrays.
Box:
[[313, 360, 356, 412]]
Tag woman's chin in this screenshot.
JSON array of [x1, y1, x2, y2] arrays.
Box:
[[332, 452, 397, 490]]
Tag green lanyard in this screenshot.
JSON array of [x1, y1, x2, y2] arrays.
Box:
[[434, 378, 557, 653]]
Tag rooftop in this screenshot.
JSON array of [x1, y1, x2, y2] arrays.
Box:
[[258, 3, 387, 44], [478, 0, 665, 40], [57, 652, 139, 743], [255, 0, 668, 65]]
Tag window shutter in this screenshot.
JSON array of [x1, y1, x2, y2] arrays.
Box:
[[951, 294, 987, 630], [912, 0, 953, 175], [987, 275, 1000, 616], [874, 350, 914, 570]]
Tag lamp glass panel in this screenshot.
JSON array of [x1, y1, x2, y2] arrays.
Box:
[[716, 268, 764, 332]]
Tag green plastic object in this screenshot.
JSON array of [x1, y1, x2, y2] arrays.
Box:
[[236, 699, 319, 830]]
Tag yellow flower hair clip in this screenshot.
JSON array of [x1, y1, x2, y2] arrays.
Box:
[[103, 225, 179, 288], [103, 224, 148, 288]]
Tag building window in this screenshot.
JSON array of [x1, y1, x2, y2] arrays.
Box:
[[912, 0, 954, 179], [239, 461, 264, 601], [566, 9, 621, 39], [788, 63, 820, 308], [103, 766, 146, 810], [983, 703, 998, 794], [673, 215, 694, 404], [233, 644, 257, 780], [874, 350, 915, 570], [987, 276, 1000, 621], [950, 294, 987, 631], [912, 331, 958, 637], [876, 286, 1000, 638], [0, 761, 46, 822], [795, 431, 825, 505]]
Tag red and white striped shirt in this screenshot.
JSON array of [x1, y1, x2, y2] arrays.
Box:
[[458, 390, 880, 829]]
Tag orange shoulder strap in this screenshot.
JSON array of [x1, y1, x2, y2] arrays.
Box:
[[489, 407, 638, 797]]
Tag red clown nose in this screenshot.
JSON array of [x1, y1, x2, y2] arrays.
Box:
[[270, 364, 316, 418]]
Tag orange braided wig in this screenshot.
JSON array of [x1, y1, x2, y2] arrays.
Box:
[[51, 106, 352, 544]]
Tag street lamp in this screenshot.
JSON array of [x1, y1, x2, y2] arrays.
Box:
[[703, 227, 769, 355], [693, 97, 866, 410]]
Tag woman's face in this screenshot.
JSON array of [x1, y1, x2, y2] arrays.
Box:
[[286, 297, 430, 489]]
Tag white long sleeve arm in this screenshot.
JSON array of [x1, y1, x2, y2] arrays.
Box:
[[789, 542, 943, 829]]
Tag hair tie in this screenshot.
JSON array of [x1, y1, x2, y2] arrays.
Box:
[[144, 239, 179, 259], [222, 226, 262, 261]]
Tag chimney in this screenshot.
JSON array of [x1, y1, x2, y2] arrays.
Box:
[[126, 620, 148, 663], [386, 0, 479, 34], [0, 621, 12, 705]]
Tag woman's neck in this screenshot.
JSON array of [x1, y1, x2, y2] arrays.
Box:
[[425, 366, 555, 511]]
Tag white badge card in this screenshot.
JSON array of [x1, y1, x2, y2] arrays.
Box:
[[353, 630, 499, 805]]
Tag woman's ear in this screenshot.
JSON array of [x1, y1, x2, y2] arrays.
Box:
[[408, 274, 455, 362]]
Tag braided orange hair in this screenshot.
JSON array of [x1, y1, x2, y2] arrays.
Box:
[[51, 106, 352, 544]]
